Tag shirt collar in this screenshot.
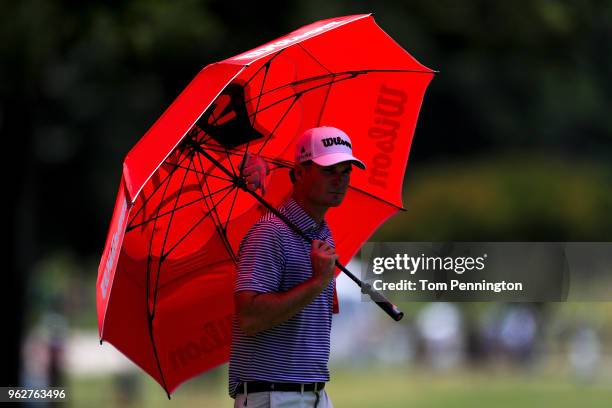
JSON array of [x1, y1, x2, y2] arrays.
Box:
[[283, 197, 328, 233]]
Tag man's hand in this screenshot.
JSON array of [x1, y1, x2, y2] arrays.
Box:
[[310, 240, 337, 288], [240, 152, 269, 195], [235, 240, 337, 336]]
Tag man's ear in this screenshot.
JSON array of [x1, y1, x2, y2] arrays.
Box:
[[289, 168, 296, 184], [292, 165, 303, 183]]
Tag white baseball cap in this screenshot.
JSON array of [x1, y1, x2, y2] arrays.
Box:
[[295, 126, 366, 170]]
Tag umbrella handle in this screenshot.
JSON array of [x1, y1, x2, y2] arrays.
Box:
[[335, 260, 404, 321]]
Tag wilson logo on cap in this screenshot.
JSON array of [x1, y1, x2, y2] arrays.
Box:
[[321, 137, 352, 149], [295, 126, 366, 169]]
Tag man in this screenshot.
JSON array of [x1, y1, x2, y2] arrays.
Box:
[[229, 126, 366, 407]]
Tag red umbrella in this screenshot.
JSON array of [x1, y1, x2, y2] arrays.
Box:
[[97, 13, 434, 396]]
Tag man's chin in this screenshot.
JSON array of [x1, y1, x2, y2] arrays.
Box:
[[327, 196, 346, 207]]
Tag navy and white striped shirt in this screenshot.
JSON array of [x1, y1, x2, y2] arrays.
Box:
[[228, 197, 335, 398]]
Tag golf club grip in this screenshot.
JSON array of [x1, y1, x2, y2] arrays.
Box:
[[335, 260, 404, 321]]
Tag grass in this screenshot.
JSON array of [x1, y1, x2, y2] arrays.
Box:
[[67, 362, 612, 407], [328, 365, 612, 408]]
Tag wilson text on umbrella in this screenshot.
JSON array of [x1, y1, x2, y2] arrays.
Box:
[[368, 84, 407, 188]]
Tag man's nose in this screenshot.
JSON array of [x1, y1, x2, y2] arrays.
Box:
[[332, 172, 349, 186]]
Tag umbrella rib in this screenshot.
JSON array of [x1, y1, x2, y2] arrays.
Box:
[[199, 144, 294, 168], [244, 71, 339, 104], [126, 184, 234, 232], [188, 125, 213, 149], [145, 155, 197, 398], [238, 140, 252, 187], [193, 127, 238, 179], [172, 163, 233, 182], [199, 155, 227, 229], [145, 161, 175, 315], [251, 62, 269, 126], [224, 145, 238, 179], [317, 73, 334, 126], [245, 68, 431, 105], [347, 184, 406, 211], [142, 151, 177, 397], [160, 147, 238, 262], [294, 42, 337, 127], [190, 126, 239, 180], [224, 184, 241, 232], [246, 56, 275, 127], [152, 154, 196, 314], [264, 157, 294, 168], [205, 188, 239, 265], [220, 134, 246, 235], [268, 162, 290, 172], [127, 152, 193, 230], [255, 94, 300, 157], [146, 321, 170, 399], [247, 72, 356, 120], [240, 55, 274, 176], [243, 49, 284, 88], [146, 155, 217, 395], [207, 99, 221, 127], [297, 43, 333, 74], [194, 150, 239, 264], [160, 184, 236, 260], [193, 125, 233, 154]]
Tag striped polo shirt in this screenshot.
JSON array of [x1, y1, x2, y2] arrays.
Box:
[[228, 197, 335, 398]]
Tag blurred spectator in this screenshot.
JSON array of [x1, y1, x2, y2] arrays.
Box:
[[568, 325, 601, 383], [113, 371, 141, 407], [416, 302, 464, 370], [376, 322, 416, 366], [498, 304, 538, 365], [21, 309, 68, 407]]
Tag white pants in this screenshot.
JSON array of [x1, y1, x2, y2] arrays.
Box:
[[234, 390, 333, 408]]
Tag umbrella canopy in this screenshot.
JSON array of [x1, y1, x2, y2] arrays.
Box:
[[97, 13, 434, 395]]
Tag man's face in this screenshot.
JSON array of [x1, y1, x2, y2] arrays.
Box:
[[296, 161, 353, 207]]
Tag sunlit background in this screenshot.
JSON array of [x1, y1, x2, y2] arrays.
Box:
[[5, 0, 612, 406]]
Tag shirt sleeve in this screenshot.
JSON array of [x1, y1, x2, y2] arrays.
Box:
[[235, 220, 285, 293]]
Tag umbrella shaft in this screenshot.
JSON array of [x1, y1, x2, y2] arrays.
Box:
[[189, 141, 403, 321]]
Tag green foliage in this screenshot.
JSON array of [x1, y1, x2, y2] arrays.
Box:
[[374, 154, 612, 241], [3, 0, 610, 257]]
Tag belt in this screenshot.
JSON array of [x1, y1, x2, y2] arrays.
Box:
[[236, 381, 326, 394]]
